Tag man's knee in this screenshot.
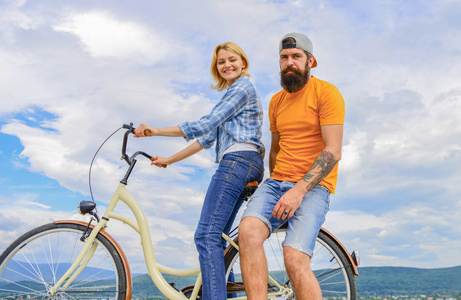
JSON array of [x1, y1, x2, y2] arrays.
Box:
[[283, 246, 311, 272], [239, 217, 268, 246]]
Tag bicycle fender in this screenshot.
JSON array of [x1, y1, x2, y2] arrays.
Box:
[[55, 220, 133, 299], [319, 227, 359, 276]]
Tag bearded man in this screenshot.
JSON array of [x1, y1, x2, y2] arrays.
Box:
[[239, 33, 346, 299]]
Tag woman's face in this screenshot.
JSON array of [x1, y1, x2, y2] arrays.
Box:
[[216, 48, 246, 85]]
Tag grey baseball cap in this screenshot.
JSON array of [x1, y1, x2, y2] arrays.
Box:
[[279, 32, 317, 68]]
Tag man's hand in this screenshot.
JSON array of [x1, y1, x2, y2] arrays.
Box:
[[272, 185, 305, 220]]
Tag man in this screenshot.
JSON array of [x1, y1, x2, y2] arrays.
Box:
[[239, 33, 345, 299]]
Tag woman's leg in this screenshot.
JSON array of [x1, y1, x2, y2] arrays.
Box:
[[194, 152, 263, 300]]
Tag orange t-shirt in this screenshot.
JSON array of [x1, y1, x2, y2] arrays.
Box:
[[269, 76, 345, 194]]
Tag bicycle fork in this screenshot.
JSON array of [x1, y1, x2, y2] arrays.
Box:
[[47, 218, 108, 296]]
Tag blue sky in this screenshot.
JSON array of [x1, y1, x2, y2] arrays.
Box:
[[1, 0, 460, 273]]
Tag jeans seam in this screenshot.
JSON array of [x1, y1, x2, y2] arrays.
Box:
[[205, 177, 232, 299], [245, 164, 261, 183], [222, 160, 236, 181]]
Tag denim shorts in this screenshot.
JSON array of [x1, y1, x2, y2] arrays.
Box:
[[241, 178, 330, 257]]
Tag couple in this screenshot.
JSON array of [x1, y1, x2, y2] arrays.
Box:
[[134, 32, 345, 300]]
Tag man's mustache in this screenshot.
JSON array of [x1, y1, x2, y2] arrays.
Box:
[[281, 66, 302, 76]]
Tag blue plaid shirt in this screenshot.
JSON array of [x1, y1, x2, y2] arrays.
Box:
[[179, 76, 265, 162]]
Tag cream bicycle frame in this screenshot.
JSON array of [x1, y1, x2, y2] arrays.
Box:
[[49, 182, 287, 299]]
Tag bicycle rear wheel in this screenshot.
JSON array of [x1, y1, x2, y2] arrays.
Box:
[[224, 224, 357, 299], [0, 222, 127, 299]]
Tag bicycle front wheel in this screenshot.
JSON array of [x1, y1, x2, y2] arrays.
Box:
[[224, 225, 357, 299], [0, 222, 127, 299]]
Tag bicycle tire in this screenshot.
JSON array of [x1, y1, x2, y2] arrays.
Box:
[[224, 224, 357, 299], [0, 222, 127, 299]]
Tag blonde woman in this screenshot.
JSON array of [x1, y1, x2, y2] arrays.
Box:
[[135, 42, 264, 299]]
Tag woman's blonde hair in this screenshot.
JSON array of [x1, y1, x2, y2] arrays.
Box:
[[210, 42, 251, 91]]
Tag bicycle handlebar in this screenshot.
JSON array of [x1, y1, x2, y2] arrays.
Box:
[[120, 123, 155, 184]]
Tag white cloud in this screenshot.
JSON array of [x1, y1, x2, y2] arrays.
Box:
[[0, 0, 40, 33], [0, 200, 75, 251], [19, 200, 51, 209], [53, 11, 169, 65], [325, 198, 461, 267], [325, 210, 389, 234]]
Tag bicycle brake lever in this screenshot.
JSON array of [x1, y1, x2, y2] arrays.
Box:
[[122, 123, 135, 133]]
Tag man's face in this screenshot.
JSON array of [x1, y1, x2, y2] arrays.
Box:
[[279, 48, 314, 93], [280, 48, 309, 74]]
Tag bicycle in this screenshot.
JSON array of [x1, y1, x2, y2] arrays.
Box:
[[0, 123, 359, 299]]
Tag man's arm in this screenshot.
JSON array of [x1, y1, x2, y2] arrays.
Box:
[[299, 124, 343, 191], [269, 132, 281, 175], [272, 124, 343, 219]]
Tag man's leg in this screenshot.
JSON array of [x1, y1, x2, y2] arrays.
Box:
[[239, 178, 284, 299], [281, 184, 330, 300], [284, 246, 322, 300], [239, 216, 270, 299]]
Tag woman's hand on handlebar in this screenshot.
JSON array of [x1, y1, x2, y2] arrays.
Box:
[[134, 123, 155, 137], [151, 156, 169, 168]]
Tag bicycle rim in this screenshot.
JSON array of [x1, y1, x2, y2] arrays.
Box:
[[224, 226, 357, 299], [0, 222, 127, 300]]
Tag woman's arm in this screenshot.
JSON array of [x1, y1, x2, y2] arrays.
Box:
[[134, 124, 185, 138], [152, 141, 204, 167]]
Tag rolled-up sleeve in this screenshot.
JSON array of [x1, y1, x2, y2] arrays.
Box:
[[197, 130, 217, 149], [178, 80, 250, 142], [178, 122, 197, 142]]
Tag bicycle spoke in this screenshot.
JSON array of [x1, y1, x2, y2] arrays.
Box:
[[24, 252, 50, 289], [0, 223, 126, 300]]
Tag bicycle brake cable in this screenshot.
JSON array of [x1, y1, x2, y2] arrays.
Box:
[[88, 126, 123, 206]]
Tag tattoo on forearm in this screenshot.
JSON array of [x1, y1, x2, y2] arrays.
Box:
[[302, 150, 338, 192]]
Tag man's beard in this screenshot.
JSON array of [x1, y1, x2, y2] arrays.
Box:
[[280, 66, 310, 93]]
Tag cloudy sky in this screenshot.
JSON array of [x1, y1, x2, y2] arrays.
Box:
[[1, 0, 460, 273]]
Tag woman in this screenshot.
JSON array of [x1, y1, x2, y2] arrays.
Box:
[[134, 42, 265, 299]]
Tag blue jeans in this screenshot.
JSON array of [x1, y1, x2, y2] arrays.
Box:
[[194, 151, 264, 300]]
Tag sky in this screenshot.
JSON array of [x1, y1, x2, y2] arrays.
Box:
[[1, 0, 460, 273]]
